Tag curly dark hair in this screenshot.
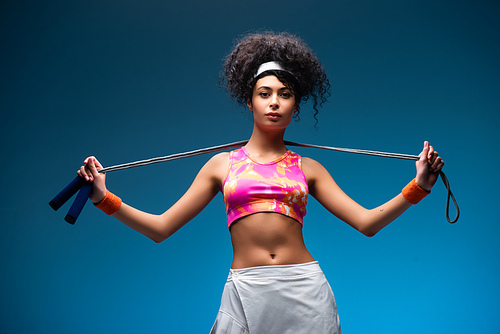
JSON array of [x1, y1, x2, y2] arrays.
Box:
[[220, 31, 330, 121]]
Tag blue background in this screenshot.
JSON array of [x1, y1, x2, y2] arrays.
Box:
[[1, 0, 499, 333]]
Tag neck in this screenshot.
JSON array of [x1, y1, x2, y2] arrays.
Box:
[[245, 125, 287, 157]]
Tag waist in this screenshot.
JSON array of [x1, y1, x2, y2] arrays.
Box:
[[230, 213, 314, 269]]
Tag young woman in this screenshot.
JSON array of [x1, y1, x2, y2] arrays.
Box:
[[78, 32, 443, 333]]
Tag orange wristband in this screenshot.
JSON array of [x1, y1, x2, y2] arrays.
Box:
[[402, 179, 430, 204], [94, 191, 122, 215]]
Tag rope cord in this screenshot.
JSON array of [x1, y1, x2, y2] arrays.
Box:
[[98, 140, 459, 223]]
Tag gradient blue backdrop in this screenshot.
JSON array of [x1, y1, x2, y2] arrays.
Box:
[[1, 0, 499, 333]]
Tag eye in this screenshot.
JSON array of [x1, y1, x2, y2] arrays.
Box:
[[259, 91, 270, 97], [280, 92, 292, 99]]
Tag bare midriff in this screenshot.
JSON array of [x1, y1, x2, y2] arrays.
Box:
[[229, 213, 315, 269]]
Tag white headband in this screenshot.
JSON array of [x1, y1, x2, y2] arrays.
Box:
[[254, 61, 290, 78]]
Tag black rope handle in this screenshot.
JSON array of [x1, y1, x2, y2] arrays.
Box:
[[439, 171, 460, 223]]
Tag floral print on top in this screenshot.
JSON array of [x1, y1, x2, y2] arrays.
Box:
[[223, 147, 308, 228]]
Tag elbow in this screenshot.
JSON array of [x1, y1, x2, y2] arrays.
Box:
[[356, 224, 377, 237], [150, 217, 175, 243], [356, 218, 380, 237], [152, 233, 171, 243], [152, 236, 165, 244], [361, 229, 377, 238], [150, 231, 170, 244], [356, 211, 385, 237]]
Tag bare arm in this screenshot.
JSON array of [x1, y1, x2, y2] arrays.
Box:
[[303, 141, 443, 237], [78, 153, 229, 243]]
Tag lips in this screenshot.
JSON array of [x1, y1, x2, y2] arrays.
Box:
[[265, 112, 281, 121], [266, 112, 281, 117]]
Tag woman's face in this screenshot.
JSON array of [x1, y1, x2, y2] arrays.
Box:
[[247, 75, 297, 131]]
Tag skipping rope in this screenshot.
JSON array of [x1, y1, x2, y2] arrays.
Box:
[[50, 140, 459, 225]]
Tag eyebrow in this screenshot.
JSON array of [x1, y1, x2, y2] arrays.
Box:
[[256, 85, 290, 91]]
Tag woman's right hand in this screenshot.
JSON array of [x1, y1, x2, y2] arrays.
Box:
[[77, 156, 107, 204]]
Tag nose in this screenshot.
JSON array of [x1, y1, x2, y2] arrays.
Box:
[[269, 94, 279, 109]]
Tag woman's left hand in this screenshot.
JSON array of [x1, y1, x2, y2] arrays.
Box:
[[415, 141, 444, 191]]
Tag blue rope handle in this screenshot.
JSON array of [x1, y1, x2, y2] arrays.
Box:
[[50, 140, 459, 224]]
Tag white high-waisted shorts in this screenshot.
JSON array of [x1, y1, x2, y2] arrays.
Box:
[[210, 261, 341, 334]]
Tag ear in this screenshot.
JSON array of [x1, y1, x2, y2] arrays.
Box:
[[247, 99, 253, 111], [294, 103, 300, 113]]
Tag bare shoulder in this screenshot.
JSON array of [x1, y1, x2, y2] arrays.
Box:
[[199, 152, 230, 181], [301, 156, 333, 187], [206, 152, 230, 169], [301, 156, 322, 169], [301, 156, 326, 174]]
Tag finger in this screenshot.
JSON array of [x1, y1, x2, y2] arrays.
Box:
[[93, 157, 104, 171], [428, 155, 440, 172], [437, 160, 445, 171], [79, 165, 90, 181], [427, 145, 435, 161], [428, 151, 438, 165], [432, 162, 444, 173], [419, 141, 430, 162], [431, 157, 443, 171], [87, 157, 101, 181]]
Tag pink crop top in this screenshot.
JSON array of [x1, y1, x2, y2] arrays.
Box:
[[222, 147, 308, 228]]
